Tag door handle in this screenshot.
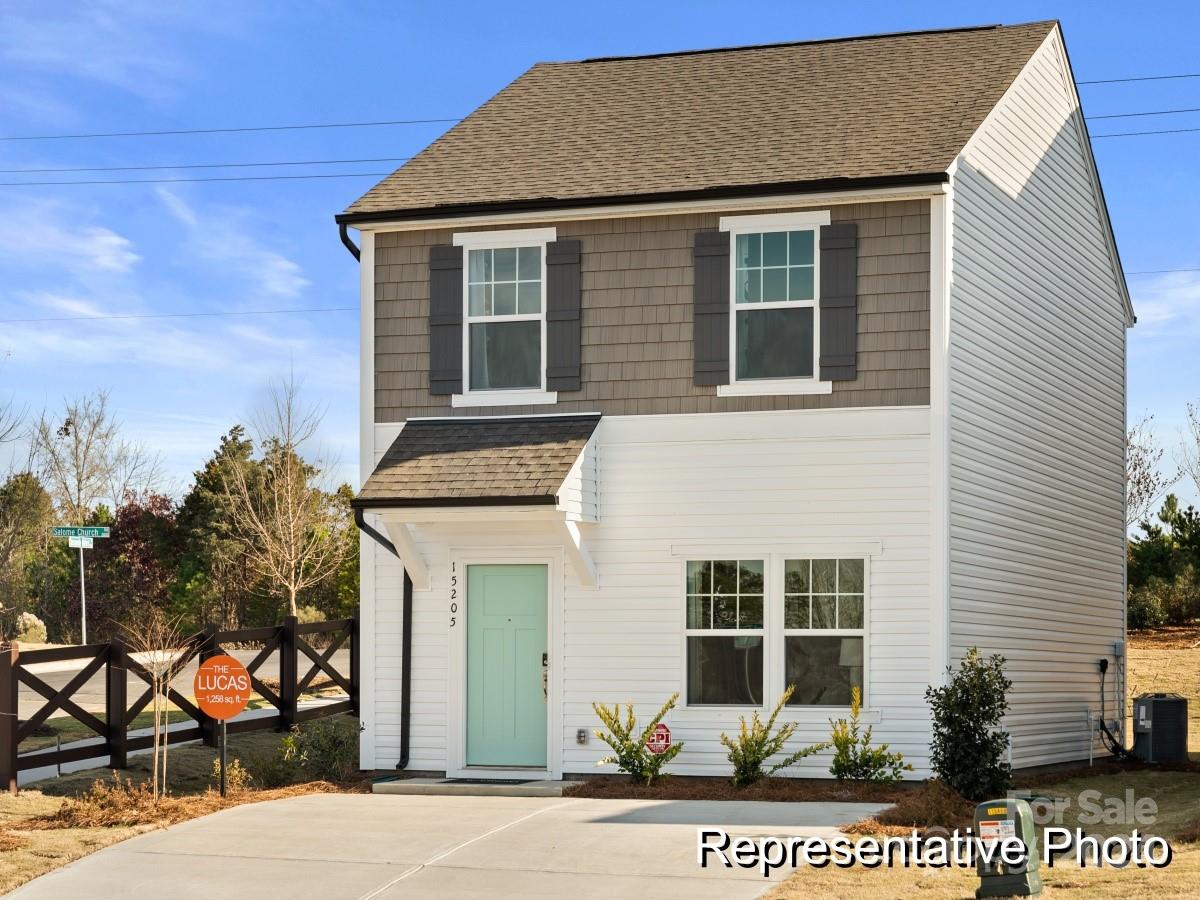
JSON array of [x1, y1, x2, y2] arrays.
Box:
[[542, 652, 548, 701]]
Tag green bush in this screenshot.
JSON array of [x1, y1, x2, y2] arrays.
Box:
[[289, 717, 361, 782], [829, 686, 912, 783], [593, 693, 683, 785], [925, 648, 1012, 801], [15, 612, 47, 644], [245, 741, 299, 789], [720, 686, 829, 788], [1127, 587, 1166, 631]]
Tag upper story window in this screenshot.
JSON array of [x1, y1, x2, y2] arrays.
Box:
[[452, 227, 557, 405], [718, 210, 833, 396], [467, 245, 542, 390], [734, 229, 815, 380]]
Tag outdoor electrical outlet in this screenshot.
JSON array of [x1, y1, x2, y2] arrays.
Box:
[[576, 728, 589, 745]]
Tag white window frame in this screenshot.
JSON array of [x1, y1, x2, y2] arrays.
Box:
[[717, 210, 833, 398], [682, 558, 767, 708], [451, 227, 558, 408], [676, 550, 872, 717], [780, 557, 868, 709]]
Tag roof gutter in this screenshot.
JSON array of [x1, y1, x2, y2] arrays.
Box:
[[335, 171, 949, 227], [352, 508, 411, 771], [339, 222, 360, 261]]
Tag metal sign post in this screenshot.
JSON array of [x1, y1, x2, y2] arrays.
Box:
[[52, 527, 110, 644]]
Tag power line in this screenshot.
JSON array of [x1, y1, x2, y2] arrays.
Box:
[[1078, 72, 1200, 85], [1087, 106, 1200, 120], [0, 156, 411, 175], [1125, 267, 1200, 275], [1090, 126, 1200, 139], [0, 307, 356, 324], [0, 117, 461, 142], [0, 171, 391, 187]]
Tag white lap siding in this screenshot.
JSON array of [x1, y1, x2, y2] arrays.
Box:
[[947, 30, 1129, 768], [366, 405, 933, 778]]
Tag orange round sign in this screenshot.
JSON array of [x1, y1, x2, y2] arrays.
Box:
[[194, 654, 252, 720]]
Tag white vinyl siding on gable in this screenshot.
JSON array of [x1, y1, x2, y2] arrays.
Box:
[[947, 29, 1128, 769]]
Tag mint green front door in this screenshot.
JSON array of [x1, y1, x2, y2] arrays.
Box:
[[466, 564, 548, 767]]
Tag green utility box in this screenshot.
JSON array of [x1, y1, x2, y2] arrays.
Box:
[[973, 798, 1042, 898]]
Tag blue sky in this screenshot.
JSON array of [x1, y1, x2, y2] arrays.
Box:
[[0, 1, 1196, 504]]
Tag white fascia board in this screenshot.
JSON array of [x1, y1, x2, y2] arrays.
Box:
[[351, 184, 947, 234]]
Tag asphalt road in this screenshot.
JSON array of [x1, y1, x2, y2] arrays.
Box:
[[18, 647, 350, 720]]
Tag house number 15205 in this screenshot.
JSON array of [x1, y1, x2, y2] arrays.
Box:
[[449, 562, 458, 627]]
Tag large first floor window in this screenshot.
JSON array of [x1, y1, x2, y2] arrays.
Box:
[[685, 559, 763, 706], [684, 556, 866, 707]]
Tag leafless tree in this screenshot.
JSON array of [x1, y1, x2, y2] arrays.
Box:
[[122, 608, 187, 803], [1180, 404, 1200, 504], [0, 394, 22, 448], [30, 390, 163, 521], [219, 376, 352, 617], [1127, 413, 1176, 528]]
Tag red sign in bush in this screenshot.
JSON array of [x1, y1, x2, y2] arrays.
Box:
[[645, 722, 672, 755], [194, 654, 252, 721]]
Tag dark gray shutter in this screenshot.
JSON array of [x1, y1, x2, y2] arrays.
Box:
[[693, 230, 730, 386], [428, 244, 463, 395], [819, 223, 858, 382], [545, 239, 582, 392]]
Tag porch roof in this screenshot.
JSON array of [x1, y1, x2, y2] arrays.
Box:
[[353, 414, 601, 509]]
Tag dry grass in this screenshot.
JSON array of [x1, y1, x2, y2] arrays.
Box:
[[565, 775, 911, 804]]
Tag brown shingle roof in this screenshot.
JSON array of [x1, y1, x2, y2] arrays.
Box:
[[341, 22, 1055, 221], [354, 415, 600, 507]]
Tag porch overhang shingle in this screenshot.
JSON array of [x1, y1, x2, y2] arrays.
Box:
[[353, 414, 601, 510]]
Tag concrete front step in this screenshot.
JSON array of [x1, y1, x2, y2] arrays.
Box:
[[372, 777, 566, 797]]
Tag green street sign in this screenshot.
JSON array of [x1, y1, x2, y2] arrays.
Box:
[[52, 526, 111, 538]]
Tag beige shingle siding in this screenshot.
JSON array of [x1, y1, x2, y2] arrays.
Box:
[[344, 23, 1052, 218], [373, 199, 929, 421]]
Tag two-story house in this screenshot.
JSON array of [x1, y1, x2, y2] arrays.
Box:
[[338, 21, 1132, 781]]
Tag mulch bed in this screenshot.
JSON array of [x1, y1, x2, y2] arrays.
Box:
[[564, 776, 912, 803], [1128, 625, 1200, 649]]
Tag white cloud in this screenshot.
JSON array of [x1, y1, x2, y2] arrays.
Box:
[[0, 201, 140, 274], [157, 190, 310, 298], [1129, 272, 1200, 335]]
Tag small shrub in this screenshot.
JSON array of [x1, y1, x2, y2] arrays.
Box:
[[720, 686, 830, 788], [593, 693, 683, 785], [829, 686, 913, 783], [15, 612, 47, 644], [289, 717, 361, 782], [925, 648, 1012, 801], [246, 734, 301, 788], [212, 757, 253, 793], [1127, 587, 1166, 631], [295, 605, 325, 625]]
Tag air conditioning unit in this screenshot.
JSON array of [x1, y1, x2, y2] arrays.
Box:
[[1131, 693, 1189, 764]]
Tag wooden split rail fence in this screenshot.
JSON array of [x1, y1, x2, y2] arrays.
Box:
[[0, 615, 358, 793]]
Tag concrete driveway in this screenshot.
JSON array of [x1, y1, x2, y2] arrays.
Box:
[[9, 793, 887, 899]]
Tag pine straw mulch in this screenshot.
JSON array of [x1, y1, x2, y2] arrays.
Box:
[[23, 773, 367, 831], [0, 830, 29, 851], [841, 780, 976, 836], [1128, 624, 1200, 649], [565, 775, 912, 804]]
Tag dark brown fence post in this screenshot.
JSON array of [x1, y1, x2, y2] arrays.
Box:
[[107, 636, 128, 770], [197, 624, 219, 747], [279, 616, 298, 731], [349, 611, 360, 715], [0, 643, 18, 794]]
